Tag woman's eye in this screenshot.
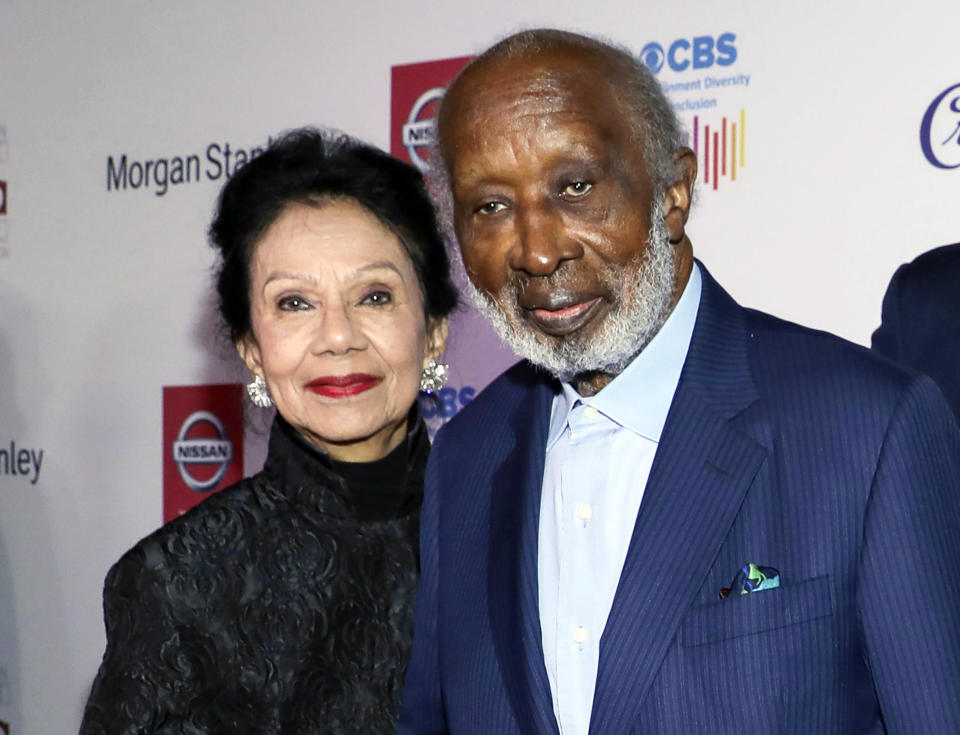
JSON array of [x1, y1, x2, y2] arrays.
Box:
[[360, 290, 392, 307], [562, 181, 592, 197], [477, 201, 506, 215], [278, 295, 310, 311]]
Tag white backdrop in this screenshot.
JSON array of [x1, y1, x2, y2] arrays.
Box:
[[1, 1, 958, 732]]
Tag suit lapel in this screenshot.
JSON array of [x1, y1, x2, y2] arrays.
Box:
[[488, 367, 562, 735], [589, 266, 769, 735]]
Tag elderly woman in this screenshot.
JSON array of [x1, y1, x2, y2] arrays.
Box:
[[80, 128, 457, 734]]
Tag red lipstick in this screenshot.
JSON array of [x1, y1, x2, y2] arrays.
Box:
[[306, 373, 382, 398]]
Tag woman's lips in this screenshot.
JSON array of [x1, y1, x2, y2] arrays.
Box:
[[526, 297, 604, 336], [305, 374, 382, 398]]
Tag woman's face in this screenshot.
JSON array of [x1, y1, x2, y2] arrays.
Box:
[[238, 200, 445, 462]]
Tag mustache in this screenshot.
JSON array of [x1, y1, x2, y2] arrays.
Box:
[[491, 260, 620, 305]]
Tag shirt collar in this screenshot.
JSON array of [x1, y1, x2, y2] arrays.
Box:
[[547, 263, 702, 448]]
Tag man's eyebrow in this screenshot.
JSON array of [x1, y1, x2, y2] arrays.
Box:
[[455, 152, 605, 189]]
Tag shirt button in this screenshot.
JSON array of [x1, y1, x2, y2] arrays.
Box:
[[572, 626, 589, 645], [584, 406, 599, 420], [576, 504, 593, 522]]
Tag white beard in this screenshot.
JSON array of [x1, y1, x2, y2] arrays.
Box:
[[464, 199, 676, 383]]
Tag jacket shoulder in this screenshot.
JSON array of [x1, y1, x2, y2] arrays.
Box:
[[742, 306, 926, 410], [106, 475, 270, 584], [900, 242, 960, 278], [894, 243, 960, 311], [438, 360, 553, 439]]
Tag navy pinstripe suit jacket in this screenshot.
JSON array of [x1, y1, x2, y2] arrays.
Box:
[[400, 265, 960, 734]]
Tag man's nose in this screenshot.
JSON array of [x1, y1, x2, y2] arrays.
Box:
[[311, 301, 366, 354], [508, 207, 583, 276]]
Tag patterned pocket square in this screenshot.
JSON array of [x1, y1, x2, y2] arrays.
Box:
[[719, 562, 780, 600]]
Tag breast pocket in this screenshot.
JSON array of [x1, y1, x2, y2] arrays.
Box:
[[681, 574, 834, 647]]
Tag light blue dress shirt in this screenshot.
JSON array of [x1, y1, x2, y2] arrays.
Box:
[[537, 264, 702, 735]]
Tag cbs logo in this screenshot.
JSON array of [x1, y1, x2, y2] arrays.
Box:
[[639, 33, 737, 74], [420, 385, 475, 420]]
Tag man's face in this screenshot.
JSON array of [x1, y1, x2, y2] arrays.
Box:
[[442, 51, 678, 381]]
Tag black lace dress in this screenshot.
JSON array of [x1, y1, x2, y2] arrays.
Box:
[[80, 412, 427, 735]]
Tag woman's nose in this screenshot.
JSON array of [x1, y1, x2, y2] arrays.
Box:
[[311, 302, 365, 354]]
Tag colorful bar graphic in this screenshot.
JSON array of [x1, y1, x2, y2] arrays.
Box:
[[691, 109, 746, 191]]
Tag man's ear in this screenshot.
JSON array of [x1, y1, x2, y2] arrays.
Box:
[[423, 316, 450, 367], [662, 147, 697, 244], [236, 334, 263, 377]]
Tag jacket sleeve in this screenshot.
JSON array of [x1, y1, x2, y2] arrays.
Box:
[[859, 375, 960, 733], [79, 549, 195, 735], [397, 431, 449, 735]]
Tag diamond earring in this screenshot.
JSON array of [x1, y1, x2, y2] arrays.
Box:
[[419, 359, 449, 394], [246, 375, 273, 408]]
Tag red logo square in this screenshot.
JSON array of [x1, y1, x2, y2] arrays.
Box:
[[162, 384, 244, 523], [390, 56, 472, 173]]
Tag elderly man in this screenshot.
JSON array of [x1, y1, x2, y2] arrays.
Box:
[[400, 29, 960, 735]]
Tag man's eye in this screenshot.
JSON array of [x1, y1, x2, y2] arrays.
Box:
[[360, 290, 392, 307], [278, 295, 310, 311], [477, 201, 506, 215], [562, 181, 592, 197]]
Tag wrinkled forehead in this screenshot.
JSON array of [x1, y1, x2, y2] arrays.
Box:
[[438, 48, 629, 159]]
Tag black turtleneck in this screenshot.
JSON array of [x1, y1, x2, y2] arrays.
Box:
[[275, 409, 425, 524], [328, 435, 415, 522]]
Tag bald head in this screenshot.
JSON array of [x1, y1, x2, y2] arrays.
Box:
[[437, 29, 686, 197]]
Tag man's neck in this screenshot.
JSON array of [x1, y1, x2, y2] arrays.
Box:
[[572, 371, 614, 397]]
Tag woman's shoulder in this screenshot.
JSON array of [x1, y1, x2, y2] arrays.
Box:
[[105, 473, 279, 590]]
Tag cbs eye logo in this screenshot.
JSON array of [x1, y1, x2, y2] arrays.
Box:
[[920, 82, 960, 169], [639, 43, 667, 74]]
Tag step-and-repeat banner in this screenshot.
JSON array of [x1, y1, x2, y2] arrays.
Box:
[[1, 1, 958, 731]]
